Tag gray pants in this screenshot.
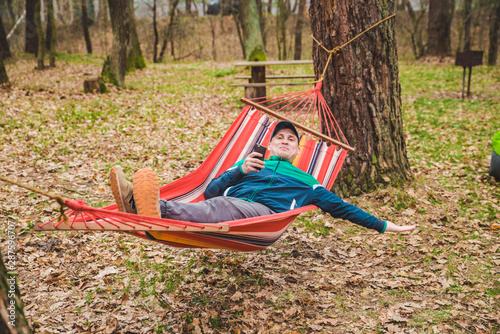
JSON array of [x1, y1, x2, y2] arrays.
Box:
[[159, 197, 275, 223]]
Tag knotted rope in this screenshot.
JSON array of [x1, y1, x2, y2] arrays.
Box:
[[0, 176, 69, 224], [311, 13, 396, 82]]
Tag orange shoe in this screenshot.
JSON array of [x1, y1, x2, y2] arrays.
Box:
[[110, 166, 136, 214], [133, 168, 161, 218]]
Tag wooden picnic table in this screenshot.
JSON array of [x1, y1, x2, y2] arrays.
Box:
[[231, 60, 315, 98]]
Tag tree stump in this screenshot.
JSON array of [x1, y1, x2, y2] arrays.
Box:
[[84, 77, 107, 93]]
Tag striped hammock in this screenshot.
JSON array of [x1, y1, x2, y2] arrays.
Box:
[[35, 83, 353, 252]]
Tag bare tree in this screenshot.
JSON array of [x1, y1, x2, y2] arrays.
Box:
[[488, 1, 500, 65], [25, 0, 38, 54], [127, 0, 146, 70], [46, 0, 56, 66], [152, 0, 159, 62], [463, 0, 473, 51], [310, 0, 411, 196], [102, 0, 130, 86], [404, 0, 427, 59], [159, 0, 180, 62], [35, 0, 45, 69], [276, 0, 291, 60], [0, 10, 12, 59], [293, 0, 305, 60], [82, 0, 93, 53], [427, 0, 455, 56], [0, 53, 9, 84]]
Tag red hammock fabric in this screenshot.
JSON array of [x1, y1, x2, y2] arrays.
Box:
[[36, 84, 350, 252]]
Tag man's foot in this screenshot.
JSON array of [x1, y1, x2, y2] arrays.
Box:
[[133, 168, 161, 218], [110, 166, 137, 214]]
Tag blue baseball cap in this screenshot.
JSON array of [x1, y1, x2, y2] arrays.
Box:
[[271, 121, 300, 140]]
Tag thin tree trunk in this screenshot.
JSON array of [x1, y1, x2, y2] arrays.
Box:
[[0, 249, 30, 333], [99, 0, 109, 25], [101, 0, 130, 86], [46, 0, 56, 66], [82, 0, 93, 53], [186, 0, 191, 15], [126, 0, 146, 70], [159, 0, 179, 62], [255, 0, 266, 47], [201, 0, 206, 16], [0, 53, 9, 84], [209, 16, 217, 59], [153, 0, 159, 62], [25, 0, 38, 54], [427, 0, 454, 56], [293, 0, 305, 60], [488, 2, 500, 65], [267, 0, 272, 13], [310, 0, 411, 196], [0, 12, 12, 59], [233, 12, 246, 58], [463, 0, 472, 51], [405, 0, 426, 59], [35, 0, 45, 69]]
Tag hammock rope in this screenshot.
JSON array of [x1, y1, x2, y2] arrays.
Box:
[[311, 12, 397, 82]]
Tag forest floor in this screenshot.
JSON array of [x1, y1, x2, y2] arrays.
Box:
[[0, 54, 499, 333]]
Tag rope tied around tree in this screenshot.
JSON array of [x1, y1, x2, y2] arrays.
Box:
[[311, 13, 397, 83], [0, 176, 69, 224]]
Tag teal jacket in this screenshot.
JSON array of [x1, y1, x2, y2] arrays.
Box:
[[205, 156, 387, 233]]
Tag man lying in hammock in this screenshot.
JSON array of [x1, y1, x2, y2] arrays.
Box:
[[110, 121, 415, 234]]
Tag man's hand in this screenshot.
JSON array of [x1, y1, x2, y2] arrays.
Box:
[[241, 152, 265, 174], [384, 221, 416, 233]]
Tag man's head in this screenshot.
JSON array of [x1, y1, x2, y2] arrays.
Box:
[[269, 121, 300, 163]]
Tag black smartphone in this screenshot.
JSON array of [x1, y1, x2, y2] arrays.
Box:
[[253, 144, 267, 162]]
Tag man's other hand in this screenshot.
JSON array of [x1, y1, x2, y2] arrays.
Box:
[[242, 152, 266, 174], [385, 221, 416, 233]]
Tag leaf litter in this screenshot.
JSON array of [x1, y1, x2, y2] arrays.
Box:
[[0, 57, 499, 333]]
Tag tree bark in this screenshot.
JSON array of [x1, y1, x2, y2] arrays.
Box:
[[101, 0, 130, 86], [463, 0, 472, 51], [0, 12, 12, 59], [309, 0, 411, 196], [35, 0, 45, 69], [293, 0, 305, 60], [0, 53, 9, 84], [82, 0, 93, 53], [240, 0, 266, 61], [152, 0, 159, 62], [159, 0, 180, 62], [46, 0, 56, 66], [0, 249, 30, 333], [126, 0, 146, 71], [427, 0, 455, 56], [488, 1, 500, 65], [25, 0, 38, 54]]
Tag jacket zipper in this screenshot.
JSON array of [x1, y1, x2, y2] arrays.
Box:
[[248, 159, 281, 201]]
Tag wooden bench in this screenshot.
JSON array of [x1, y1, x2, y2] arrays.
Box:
[[230, 60, 315, 98]]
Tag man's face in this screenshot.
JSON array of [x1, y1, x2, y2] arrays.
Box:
[[269, 128, 300, 163]]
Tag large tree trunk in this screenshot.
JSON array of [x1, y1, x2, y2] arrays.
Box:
[[35, 0, 45, 69], [488, 1, 500, 65], [101, 0, 130, 86], [25, 0, 38, 54], [0, 249, 30, 333], [0, 12, 12, 59], [309, 0, 411, 196], [126, 0, 146, 71], [0, 54, 9, 84], [427, 0, 454, 56], [81, 0, 93, 53], [463, 0, 472, 51], [46, 0, 56, 66], [240, 0, 266, 61], [293, 0, 305, 60]]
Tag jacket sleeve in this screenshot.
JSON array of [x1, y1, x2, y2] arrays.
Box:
[[204, 163, 246, 199], [312, 186, 387, 233]]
